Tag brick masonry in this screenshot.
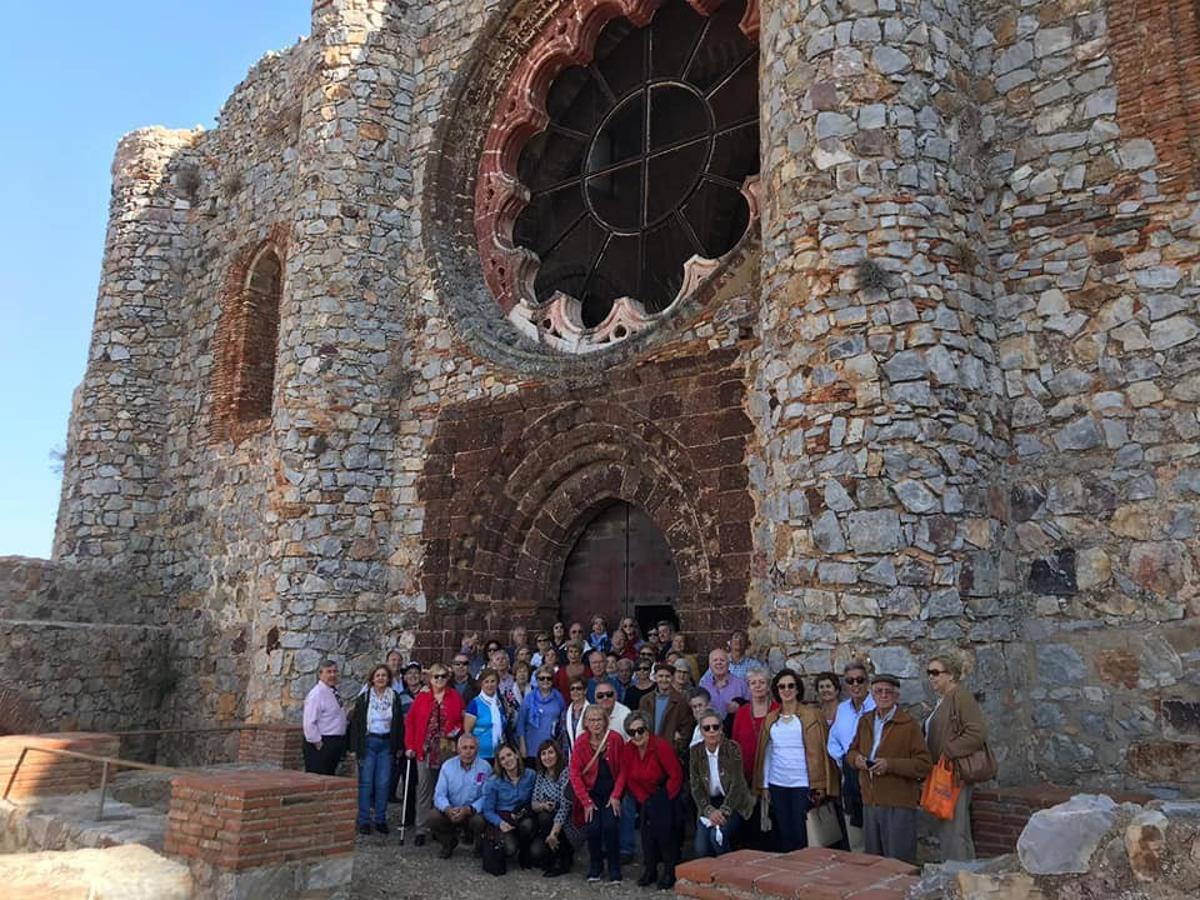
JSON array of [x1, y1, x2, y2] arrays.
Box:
[[0, 733, 120, 800], [674, 847, 919, 899], [163, 769, 355, 872], [235, 724, 305, 770]]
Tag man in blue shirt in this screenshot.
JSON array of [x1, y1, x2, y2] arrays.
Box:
[[429, 734, 492, 858], [827, 661, 876, 852]]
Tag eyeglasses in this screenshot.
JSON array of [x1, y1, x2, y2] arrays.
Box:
[[701, 723, 722, 732], [777, 682, 798, 691], [927, 669, 946, 677], [570, 685, 585, 691], [873, 687, 898, 695], [430, 673, 448, 680], [636, 665, 651, 672], [627, 726, 647, 736], [453, 660, 468, 666], [537, 676, 553, 682], [844, 677, 866, 685], [595, 692, 615, 699]]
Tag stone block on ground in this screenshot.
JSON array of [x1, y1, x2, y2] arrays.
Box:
[[0, 844, 191, 899], [1017, 794, 1118, 874]]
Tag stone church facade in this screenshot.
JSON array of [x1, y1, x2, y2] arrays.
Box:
[[17, 0, 1198, 791]]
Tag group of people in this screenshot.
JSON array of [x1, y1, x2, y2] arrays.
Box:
[[302, 617, 990, 885]]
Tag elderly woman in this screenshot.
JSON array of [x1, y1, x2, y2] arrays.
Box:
[[405, 662, 465, 845], [554, 640, 588, 701], [568, 704, 626, 884], [482, 743, 537, 867], [464, 667, 507, 762], [530, 739, 578, 877], [348, 663, 405, 835], [622, 711, 684, 889], [752, 669, 839, 853], [586, 615, 611, 654], [925, 654, 989, 860], [517, 665, 566, 768], [689, 708, 754, 857], [731, 666, 777, 849]]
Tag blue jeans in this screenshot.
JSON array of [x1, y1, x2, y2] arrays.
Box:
[[357, 734, 393, 826], [620, 793, 637, 856], [694, 811, 743, 857], [768, 785, 811, 853]]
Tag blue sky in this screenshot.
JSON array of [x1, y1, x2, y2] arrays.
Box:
[[0, 2, 311, 559]]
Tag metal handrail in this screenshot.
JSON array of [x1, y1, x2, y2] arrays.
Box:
[[3, 745, 185, 822]]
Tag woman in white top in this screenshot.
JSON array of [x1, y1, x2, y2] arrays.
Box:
[[751, 669, 838, 852]]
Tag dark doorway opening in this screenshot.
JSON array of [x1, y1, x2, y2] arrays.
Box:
[[558, 500, 680, 632]]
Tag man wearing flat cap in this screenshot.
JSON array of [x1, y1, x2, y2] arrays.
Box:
[[846, 674, 931, 864]]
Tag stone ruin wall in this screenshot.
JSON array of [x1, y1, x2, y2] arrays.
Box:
[[24, 0, 1198, 789]]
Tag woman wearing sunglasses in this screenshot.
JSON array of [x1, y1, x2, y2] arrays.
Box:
[[689, 709, 754, 857], [405, 662, 465, 846], [751, 668, 839, 853], [924, 654, 988, 860], [621, 711, 684, 889], [517, 665, 566, 769]]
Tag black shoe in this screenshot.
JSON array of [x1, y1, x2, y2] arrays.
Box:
[[637, 872, 657, 887], [438, 842, 454, 859], [609, 872, 622, 883], [657, 877, 676, 891], [357, 824, 372, 836], [461, 830, 476, 846], [621, 853, 636, 864], [414, 833, 426, 847], [375, 823, 390, 835]]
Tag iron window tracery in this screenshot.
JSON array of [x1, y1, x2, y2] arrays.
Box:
[[512, 0, 759, 329]]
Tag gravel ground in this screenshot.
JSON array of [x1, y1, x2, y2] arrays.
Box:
[[350, 830, 664, 899]]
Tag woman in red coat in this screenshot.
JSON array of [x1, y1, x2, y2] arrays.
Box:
[[404, 663, 465, 845], [568, 704, 626, 883], [620, 710, 684, 889]]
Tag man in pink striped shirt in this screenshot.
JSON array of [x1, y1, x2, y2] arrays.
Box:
[[303, 660, 349, 775]]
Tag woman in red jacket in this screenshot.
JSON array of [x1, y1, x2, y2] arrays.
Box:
[[568, 704, 625, 883], [404, 663, 465, 845], [621, 710, 684, 890]]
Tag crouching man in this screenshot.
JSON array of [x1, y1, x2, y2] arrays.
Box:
[[428, 734, 491, 858]]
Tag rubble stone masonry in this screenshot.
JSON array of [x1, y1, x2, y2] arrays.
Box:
[[8, 0, 1193, 794]]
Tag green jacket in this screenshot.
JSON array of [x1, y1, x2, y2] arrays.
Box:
[[689, 739, 755, 820]]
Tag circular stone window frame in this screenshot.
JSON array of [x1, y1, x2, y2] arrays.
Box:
[[475, 0, 761, 355]]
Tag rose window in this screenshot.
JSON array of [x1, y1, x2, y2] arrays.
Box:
[[476, 0, 760, 353]]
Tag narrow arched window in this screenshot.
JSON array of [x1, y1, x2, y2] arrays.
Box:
[[212, 239, 283, 441], [234, 246, 282, 423]]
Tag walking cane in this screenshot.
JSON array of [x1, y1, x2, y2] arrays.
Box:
[[398, 756, 413, 846]]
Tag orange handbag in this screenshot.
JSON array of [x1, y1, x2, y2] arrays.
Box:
[[920, 756, 960, 821]]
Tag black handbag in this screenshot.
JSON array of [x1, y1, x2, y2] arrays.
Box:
[[481, 826, 507, 876]]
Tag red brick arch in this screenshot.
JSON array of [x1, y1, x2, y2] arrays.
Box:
[[414, 353, 755, 658]]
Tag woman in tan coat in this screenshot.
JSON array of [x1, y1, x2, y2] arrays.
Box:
[[924, 654, 988, 860], [751, 669, 839, 852]]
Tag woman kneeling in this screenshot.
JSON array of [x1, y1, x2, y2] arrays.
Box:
[[481, 743, 536, 868]]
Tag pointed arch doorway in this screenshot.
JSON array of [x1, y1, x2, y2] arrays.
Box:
[[558, 500, 681, 638]]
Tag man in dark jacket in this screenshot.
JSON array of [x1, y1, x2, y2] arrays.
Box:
[[847, 674, 932, 863]]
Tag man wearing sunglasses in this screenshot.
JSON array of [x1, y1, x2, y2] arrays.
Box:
[[827, 661, 875, 852]]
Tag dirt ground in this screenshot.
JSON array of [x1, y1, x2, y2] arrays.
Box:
[[349, 829, 661, 899]]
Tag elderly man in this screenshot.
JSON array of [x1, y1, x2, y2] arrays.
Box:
[[828, 660, 876, 852], [428, 734, 492, 859], [584, 649, 610, 702], [460, 631, 485, 678], [303, 660, 348, 775], [847, 674, 931, 864], [699, 648, 748, 716], [639, 662, 688, 753]]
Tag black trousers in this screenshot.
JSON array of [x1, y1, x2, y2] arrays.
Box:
[[640, 788, 679, 883], [303, 735, 346, 775]]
